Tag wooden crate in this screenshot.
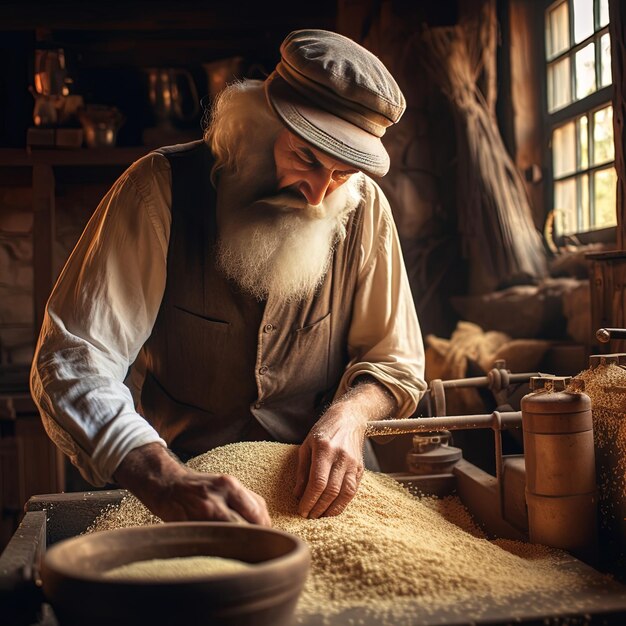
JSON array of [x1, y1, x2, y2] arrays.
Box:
[[587, 250, 626, 353]]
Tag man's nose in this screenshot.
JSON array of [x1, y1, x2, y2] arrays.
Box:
[[299, 168, 334, 206]]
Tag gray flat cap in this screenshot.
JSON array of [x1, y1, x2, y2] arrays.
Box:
[[265, 29, 406, 177]]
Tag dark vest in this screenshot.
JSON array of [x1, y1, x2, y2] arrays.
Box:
[[138, 141, 364, 459]]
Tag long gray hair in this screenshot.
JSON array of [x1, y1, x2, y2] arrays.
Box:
[[203, 79, 283, 184]]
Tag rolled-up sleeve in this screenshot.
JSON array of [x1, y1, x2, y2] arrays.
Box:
[[338, 179, 426, 417], [30, 153, 172, 486]]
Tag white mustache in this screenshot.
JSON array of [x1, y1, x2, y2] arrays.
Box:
[[255, 188, 310, 211], [252, 186, 335, 221]]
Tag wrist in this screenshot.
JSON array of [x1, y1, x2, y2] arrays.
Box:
[[336, 376, 397, 423], [114, 442, 184, 492]]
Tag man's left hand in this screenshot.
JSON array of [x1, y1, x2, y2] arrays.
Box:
[[294, 403, 366, 519], [294, 377, 397, 519]]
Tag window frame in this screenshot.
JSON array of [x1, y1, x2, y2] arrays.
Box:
[[543, 0, 616, 244]]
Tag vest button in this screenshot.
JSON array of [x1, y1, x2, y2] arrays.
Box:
[[263, 323, 274, 333], [254, 402, 263, 409], [259, 365, 269, 375]]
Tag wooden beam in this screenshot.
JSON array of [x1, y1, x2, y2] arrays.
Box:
[[0, 2, 337, 31], [0, 147, 149, 167], [31, 163, 55, 337]]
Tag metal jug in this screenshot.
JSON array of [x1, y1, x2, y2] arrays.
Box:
[[143, 68, 200, 128]]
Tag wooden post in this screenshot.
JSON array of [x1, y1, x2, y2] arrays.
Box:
[[610, 0, 626, 249], [31, 163, 55, 338], [585, 2, 626, 352], [16, 415, 66, 506], [587, 251, 626, 353]]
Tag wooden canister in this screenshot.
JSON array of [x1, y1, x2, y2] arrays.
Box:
[[521, 382, 598, 564]]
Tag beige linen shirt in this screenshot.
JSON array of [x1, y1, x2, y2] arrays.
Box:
[[30, 152, 426, 486]]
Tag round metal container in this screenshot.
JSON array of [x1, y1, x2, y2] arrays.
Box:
[[522, 391, 595, 496], [521, 388, 598, 564], [41, 522, 310, 626]]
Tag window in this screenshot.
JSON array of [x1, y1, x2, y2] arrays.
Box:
[[545, 0, 616, 237]]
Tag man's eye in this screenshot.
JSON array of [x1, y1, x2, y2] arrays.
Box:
[[296, 151, 315, 165]]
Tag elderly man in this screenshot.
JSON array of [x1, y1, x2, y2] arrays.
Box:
[[30, 29, 425, 526]]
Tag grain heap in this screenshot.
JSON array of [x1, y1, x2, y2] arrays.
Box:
[[569, 364, 626, 566], [89, 441, 597, 623], [103, 556, 251, 580]]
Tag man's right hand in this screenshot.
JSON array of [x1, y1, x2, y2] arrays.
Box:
[[113, 443, 271, 526]]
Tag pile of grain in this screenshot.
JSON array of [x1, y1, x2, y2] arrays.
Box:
[[103, 556, 251, 580], [89, 441, 596, 623], [569, 364, 626, 562]]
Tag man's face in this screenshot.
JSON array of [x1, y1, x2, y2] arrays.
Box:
[[214, 110, 363, 303], [273, 129, 359, 206]]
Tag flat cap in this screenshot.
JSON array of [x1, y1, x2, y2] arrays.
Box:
[[265, 29, 406, 177]]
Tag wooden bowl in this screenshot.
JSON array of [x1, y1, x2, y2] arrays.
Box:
[[41, 522, 310, 626]]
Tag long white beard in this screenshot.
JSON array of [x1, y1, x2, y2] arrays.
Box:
[[206, 81, 363, 302], [215, 182, 360, 302]]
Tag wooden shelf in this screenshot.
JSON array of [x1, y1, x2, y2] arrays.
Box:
[[0, 147, 150, 167], [585, 249, 626, 261]]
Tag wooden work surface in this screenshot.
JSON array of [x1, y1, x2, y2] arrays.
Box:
[[0, 489, 625, 625]]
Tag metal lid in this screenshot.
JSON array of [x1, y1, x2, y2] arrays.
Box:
[[521, 388, 592, 433]]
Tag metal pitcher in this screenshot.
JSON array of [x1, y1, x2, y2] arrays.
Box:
[[143, 68, 200, 127]]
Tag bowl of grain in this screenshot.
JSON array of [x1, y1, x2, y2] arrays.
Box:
[[41, 522, 310, 626]]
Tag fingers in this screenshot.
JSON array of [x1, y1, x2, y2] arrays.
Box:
[[250, 492, 273, 527], [165, 473, 272, 526], [324, 470, 361, 517], [306, 461, 363, 519], [223, 477, 272, 527], [297, 443, 364, 519], [297, 447, 333, 518], [307, 462, 347, 519], [204, 500, 248, 523], [170, 488, 245, 524]]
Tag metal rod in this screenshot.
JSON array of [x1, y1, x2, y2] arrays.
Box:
[[596, 327, 626, 343], [440, 372, 541, 389], [365, 411, 522, 437], [493, 412, 505, 521]]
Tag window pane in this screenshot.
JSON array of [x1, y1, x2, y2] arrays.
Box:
[[593, 105, 614, 165], [599, 0, 610, 28], [553, 121, 577, 177], [555, 179, 578, 235], [573, 0, 594, 43], [546, 1, 570, 59], [578, 115, 589, 169], [579, 174, 590, 231], [600, 33, 612, 87], [593, 167, 617, 228], [548, 56, 572, 111], [575, 43, 596, 99]]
